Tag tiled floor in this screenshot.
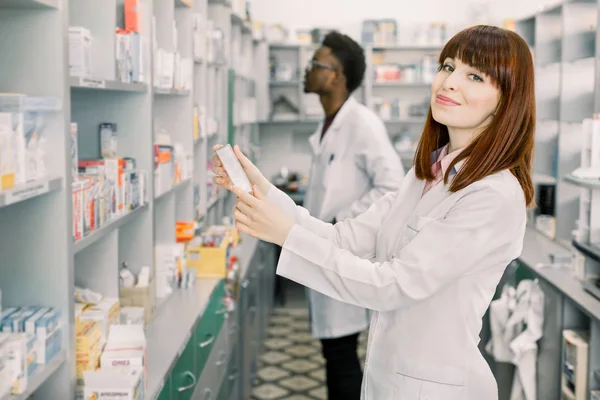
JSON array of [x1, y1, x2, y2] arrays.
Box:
[[251, 307, 367, 400]]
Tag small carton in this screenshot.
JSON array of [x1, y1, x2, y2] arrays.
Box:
[[1, 333, 36, 395], [101, 325, 146, 391], [120, 279, 155, 324], [83, 368, 144, 400], [0, 308, 19, 331], [25, 308, 62, 364]]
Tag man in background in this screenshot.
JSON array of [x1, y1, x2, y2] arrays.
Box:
[[301, 31, 405, 400]]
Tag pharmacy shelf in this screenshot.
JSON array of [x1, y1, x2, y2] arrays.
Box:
[[153, 87, 191, 96], [373, 82, 432, 87], [268, 43, 305, 50], [533, 173, 558, 185], [175, 0, 192, 7], [146, 279, 221, 400], [231, 12, 244, 24], [269, 80, 299, 87], [0, 176, 62, 208], [0, 0, 58, 9], [69, 77, 148, 93], [259, 119, 320, 125], [5, 351, 67, 400], [154, 179, 192, 201], [572, 239, 600, 264], [207, 195, 219, 210], [371, 45, 444, 51], [0, 0, 257, 397], [519, 227, 600, 322], [564, 174, 600, 190], [73, 204, 148, 254], [242, 21, 252, 34]]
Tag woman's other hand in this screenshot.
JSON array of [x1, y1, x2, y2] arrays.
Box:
[[231, 185, 294, 247], [212, 144, 270, 194]]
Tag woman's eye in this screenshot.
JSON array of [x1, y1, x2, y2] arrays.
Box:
[[470, 74, 483, 82], [442, 64, 454, 72]]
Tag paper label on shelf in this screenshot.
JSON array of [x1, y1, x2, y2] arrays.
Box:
[[5, 181, 50, 205], [79, 78, 106, 88]]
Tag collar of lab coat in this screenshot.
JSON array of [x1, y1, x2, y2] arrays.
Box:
[[430, 145, 467, 176], [308, 97, 358, 154]]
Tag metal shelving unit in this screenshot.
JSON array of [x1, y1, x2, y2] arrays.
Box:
[[5, 351, 67, 400], [0, 0, 59, 8], [0, 0, 261, 398], [69, 77, 148, 92], [72, 205, 149, 254], [153, 87, 191, 96], [512, 3, 600, 399], [0, 176, 62, 208]]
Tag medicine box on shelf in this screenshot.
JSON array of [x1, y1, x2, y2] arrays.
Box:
[[120, 278, 156, 325], [186, 235, 233, 278], [562, 329, 590, 400]]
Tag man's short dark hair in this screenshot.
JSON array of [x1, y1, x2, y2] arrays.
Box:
[[322, 31, 366, 93]]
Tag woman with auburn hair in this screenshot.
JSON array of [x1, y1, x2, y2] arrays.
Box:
[[212, 24, 535, 399]]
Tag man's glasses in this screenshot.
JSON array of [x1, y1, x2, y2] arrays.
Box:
[[306, 60, 337, 72]]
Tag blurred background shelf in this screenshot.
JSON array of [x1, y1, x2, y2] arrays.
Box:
[[0, 176, 62, 208]]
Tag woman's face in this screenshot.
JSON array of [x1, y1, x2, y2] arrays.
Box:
[[431, 57, 501, 138]]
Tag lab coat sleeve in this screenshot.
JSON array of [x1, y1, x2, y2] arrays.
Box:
[[277, 185, 524, 311], [335, 121, 405, 221], [267, 183, 397, 259]]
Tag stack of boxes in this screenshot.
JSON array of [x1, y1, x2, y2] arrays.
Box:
[[116, 0, 150, 84], [73, 288, 145, 400], [71, 122, 148, 242], [120, 269, 156, 325], [152, 8, 194, 92], [0, 306, 62, 396], [69, 0, 149, 84], [154, 244, 180, 302], [82, 324, 146, 400], [74, 297, 120, 399], [186, 224, 240, 278], [153, 141, 193, 197]]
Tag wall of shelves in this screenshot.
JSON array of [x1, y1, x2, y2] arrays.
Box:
[[0, 0, 264, 398], [511, 2, 600, 400]]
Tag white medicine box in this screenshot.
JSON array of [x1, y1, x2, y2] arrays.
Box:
[[83, 368, 144, 400], [561, 330, 590, 400], [69, 27, 92, 78]]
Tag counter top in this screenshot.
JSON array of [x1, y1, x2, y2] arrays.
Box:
[[519, 227, 600, 322], [145, 279, 220, 399], [146, 233, 260, 399]]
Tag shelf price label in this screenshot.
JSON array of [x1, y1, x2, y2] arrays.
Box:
[[4, 181, 50, 206], [79, 78, 106, 89]]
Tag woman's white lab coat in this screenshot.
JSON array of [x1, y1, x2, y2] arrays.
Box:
[[266, 162, 527, 400]]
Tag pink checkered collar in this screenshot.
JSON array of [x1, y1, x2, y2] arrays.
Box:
[[430, 144, 466, 177]]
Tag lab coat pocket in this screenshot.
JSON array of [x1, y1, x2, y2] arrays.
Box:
[[394, 372, 465, 400], [399, 215, 436, 247]]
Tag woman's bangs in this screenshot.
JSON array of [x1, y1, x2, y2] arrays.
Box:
[[438, 27, 511, 88]]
